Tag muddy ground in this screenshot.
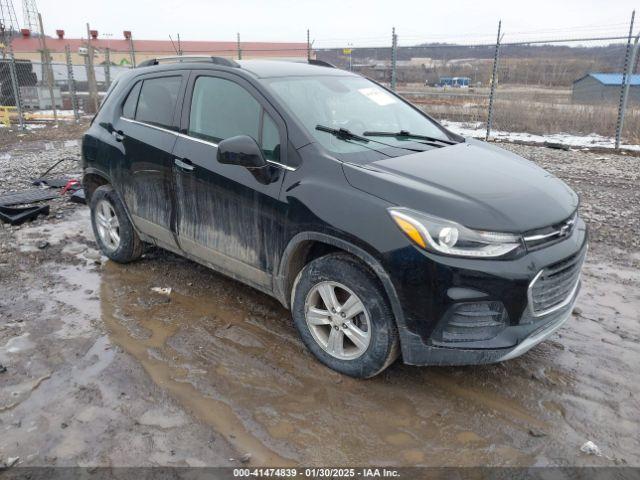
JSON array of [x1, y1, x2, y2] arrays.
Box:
[[0, 124, 639, 468]]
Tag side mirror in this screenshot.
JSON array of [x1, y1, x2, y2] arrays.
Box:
[[217, 135, 267, 169]]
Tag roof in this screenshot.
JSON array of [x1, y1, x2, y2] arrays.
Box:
[[237, 60, 354, 78], [105, 59, 355, 86], [574, 72, 640, 86], [9, 36, 308, 58]]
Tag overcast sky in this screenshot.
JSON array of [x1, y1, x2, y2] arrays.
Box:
[[33, 0, 639, 47]]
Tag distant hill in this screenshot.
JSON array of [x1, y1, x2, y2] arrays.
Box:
[[317, 42, 632, 86]]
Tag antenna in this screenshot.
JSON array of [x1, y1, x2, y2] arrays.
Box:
[[0, 0, 20, 44], [21, 0, 37, 32]]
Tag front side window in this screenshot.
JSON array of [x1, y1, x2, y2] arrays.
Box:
[[135, 76, 182, 129], [188, 76, 280, 161]]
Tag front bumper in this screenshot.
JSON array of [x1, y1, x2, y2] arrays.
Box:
[[399, 283, 578, 366], [389, 219, 588, 366]]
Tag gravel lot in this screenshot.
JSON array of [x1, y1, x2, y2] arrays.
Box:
[[0, 124, 638, 468]]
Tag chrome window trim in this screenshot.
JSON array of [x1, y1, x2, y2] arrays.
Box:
[[119, 117, 296, 171], [527, 245, 587, 317]]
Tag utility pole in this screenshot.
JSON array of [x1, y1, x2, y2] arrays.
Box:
[[236, 32, 241, 60], [391, 27, 397, 91], [85, 22, 99, 113], [615, 10, 636, 150], [485, 20, 502, 141], [177, 33, 182, 55], [37, 12, 57, 123], [307, 29, 311, 61]]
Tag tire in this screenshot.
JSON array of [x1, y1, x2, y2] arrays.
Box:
[[90, 185, 144, 263], [291, 253, 400, 378]]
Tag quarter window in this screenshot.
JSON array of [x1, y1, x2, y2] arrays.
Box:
[[188, 76, 281, 161], [135, 76, 182, 129], [122, 81, 141, 119], [261, 111, 280, 162]]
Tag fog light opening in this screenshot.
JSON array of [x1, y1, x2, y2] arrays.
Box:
[[441, 301, 508, 343]]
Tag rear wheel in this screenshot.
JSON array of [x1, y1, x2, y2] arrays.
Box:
[[90, 185, 144, 263], [291, 253, 399, 378]]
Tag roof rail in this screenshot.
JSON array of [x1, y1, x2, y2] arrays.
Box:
[[137, 56, 240, 68], [308, 59, 336, 68]]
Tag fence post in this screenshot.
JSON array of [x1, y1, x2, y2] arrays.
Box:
[[128, 32, 137, 67], [85, 23, 99, 113], [237, 32, 242, 60], [7, 43, 25, 130], [37, 13, 58, 123], [615, 10, 636, 150], [104, 47, 111, 88], [485, 20, 502, 141], [391, 27, 397, 91], [65, 44, 80, 122]]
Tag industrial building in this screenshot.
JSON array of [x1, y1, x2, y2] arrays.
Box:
[[7, 29, 309, 65], [572, 72, 640, 105]]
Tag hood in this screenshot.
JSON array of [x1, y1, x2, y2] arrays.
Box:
[[342, 139, 578, 232]]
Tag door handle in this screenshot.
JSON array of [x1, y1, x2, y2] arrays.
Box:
[[112, 130, 125, 142], [174, 158, 195, 172]]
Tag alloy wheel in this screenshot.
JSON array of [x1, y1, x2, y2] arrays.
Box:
[[95, 199, 121, 252], [304, 281, 371, 360]]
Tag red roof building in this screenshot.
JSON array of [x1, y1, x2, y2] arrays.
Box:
[[10, 31, 309, 64]]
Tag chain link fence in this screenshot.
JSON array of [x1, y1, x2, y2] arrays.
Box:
[[1, 21, 639, 151], [317, 28, 640, 150]]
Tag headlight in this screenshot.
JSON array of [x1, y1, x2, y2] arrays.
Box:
[[389, 208, 521, 258]]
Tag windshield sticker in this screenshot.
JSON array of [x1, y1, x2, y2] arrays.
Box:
[[358, 87, 396, 106]]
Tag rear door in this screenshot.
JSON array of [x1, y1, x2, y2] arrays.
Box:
[[172, 71, 289, 292], [112, 72, 187, 248]]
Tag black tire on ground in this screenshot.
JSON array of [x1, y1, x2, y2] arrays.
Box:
[[90, 184, 144, 263], [291, 253, 400, 378]]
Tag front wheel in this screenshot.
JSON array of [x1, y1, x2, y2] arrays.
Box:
[[291, 253, 400, 378]]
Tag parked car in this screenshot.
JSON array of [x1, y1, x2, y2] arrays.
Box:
[[82, 57, 587, 378]]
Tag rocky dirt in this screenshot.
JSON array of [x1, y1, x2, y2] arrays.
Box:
[[0, 126, 639, 468]]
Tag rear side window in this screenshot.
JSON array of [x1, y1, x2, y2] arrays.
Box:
[[122, 81, 141, 119], [188, 76, 280, 160], [135, 76, 182, 129]]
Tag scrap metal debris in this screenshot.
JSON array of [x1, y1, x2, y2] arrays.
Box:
[[0, 457, 19, 470], [151, 287, 172, 296], [580, 441, 603, 456], [32, 177, 73, 188], [0, 205, 50, 226], [0, 189, 58, 207]]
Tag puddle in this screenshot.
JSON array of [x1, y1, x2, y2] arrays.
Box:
[[0, 333, 35, 356], [10, 215, 640, 466]]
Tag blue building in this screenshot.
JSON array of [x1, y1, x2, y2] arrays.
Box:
[[572, 73, 640, 105]]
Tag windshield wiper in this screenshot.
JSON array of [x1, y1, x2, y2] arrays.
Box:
[[363, 130, 459, 146], [316, 125, 371, 143], [316, 125, 427, 153]]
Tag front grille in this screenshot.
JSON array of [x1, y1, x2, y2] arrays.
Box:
[[529, 250, 585, 316], [523, 213, 577, 251]]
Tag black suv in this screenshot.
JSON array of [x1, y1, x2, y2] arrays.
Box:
[[82, 57, 587, 378]]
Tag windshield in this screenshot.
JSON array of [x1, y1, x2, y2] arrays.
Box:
[[265, 75, 452, 159]]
